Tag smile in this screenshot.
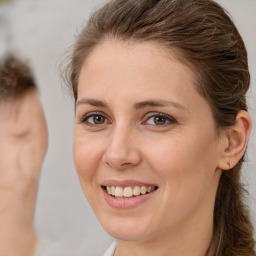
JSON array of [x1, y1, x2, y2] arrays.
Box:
[[104, 185, 157, 198]]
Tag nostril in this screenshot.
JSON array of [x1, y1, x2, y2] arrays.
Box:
[[120, 162, 132, 166], [103, 157, 136, 170], [105, 162, 111, 167], [102, 141, 142, 169]]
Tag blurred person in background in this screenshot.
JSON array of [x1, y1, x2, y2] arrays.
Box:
[[0, 54, 48, 256]]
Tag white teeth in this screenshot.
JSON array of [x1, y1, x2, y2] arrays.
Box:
[[107, 186, 111, 194], [133, 186, 140, 196], [141, 186, 147, 195], [111, 186, 115, 196], [123, 187, 133, 198], [106, 185, 156, 198], [115, 187, 124, 197], [147, 186, 152, 193]]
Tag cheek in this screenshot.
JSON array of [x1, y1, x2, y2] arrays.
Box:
[[73, 133, 103, 182], [143, 136, 194, 178], [143, 133, 220, 227], [144, 132, 219, 196], [151, 131, 218, 172]]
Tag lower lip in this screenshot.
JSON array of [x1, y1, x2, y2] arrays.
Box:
[[102, 187, 156, 209]]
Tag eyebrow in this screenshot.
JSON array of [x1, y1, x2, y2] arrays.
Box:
[[76, 98, 108, 108], [76, 98, 189, 112], [134, 100, 189, 112]]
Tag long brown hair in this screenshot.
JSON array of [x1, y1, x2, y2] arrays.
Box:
[[63, 0, 255, 254]]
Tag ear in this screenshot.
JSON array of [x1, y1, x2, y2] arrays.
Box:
[[217, 110, 251, 170]]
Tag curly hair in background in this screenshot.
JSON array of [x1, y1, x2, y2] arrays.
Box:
[[0, 54, 36, 101]]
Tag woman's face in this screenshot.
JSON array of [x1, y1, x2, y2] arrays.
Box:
[[74, 41, 224, 242]]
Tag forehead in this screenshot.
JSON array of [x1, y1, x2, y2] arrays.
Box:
[[76, 40, 216, 131], [0, 90, 39, 120], [78, 40, 197, 98]]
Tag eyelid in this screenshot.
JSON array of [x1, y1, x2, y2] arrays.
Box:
[[142, 112, 177, 125], [77, 111, 111, 125], [77, 111, 176, 127]]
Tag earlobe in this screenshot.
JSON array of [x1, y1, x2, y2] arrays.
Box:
[[217, 110, 251, 170]]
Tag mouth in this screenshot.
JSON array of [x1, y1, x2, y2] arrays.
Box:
[[102, 185, 158, 199]]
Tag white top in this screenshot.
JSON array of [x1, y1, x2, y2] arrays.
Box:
[[103, 241, 117, 256]]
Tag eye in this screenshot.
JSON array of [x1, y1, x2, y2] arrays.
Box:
[[87, 115, 106, 124], [78, 112, 110, 127], [143, 113, 176, 126]]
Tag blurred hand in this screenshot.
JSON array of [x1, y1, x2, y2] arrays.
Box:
[[0, 89, 48, 256]]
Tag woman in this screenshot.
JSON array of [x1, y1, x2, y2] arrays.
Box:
[[63, 0, 255, 255]]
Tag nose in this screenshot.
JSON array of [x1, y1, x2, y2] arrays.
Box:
[[102, 126, 142, 170]]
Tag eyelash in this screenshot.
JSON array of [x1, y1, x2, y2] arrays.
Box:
[[78, 111, 110, 127], [78, 112, 177, 128], [142, 112, 177, 127]]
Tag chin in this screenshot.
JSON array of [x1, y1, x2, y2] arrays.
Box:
[[98, 214, 155, 242]]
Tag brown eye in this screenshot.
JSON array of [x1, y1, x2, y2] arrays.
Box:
[[80, 113, 108, 126], [93, 115, 105, 124], [153, 116, 166, 125], [143, 113, 176, 126]]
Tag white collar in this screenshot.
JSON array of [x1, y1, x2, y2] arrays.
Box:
[[103, 241, 117, 256]]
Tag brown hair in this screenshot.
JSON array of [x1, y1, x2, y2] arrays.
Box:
[[0, 54, 37, 101], [64, 0, 255, 254]]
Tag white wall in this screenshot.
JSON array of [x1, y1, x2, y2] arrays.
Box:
[[0, 1, 255, 255]]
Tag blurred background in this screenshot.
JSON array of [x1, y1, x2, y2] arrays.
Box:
[[0, 0, 255, 255]]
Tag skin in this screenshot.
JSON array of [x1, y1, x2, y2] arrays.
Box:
[[73, 41, 251, 256], [0, 89, 48, 256]]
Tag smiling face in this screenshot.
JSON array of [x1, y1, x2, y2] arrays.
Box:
[[73, 41, 224, 243]]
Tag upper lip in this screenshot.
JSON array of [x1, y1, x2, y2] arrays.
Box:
[[101, 179, 158, 188]]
